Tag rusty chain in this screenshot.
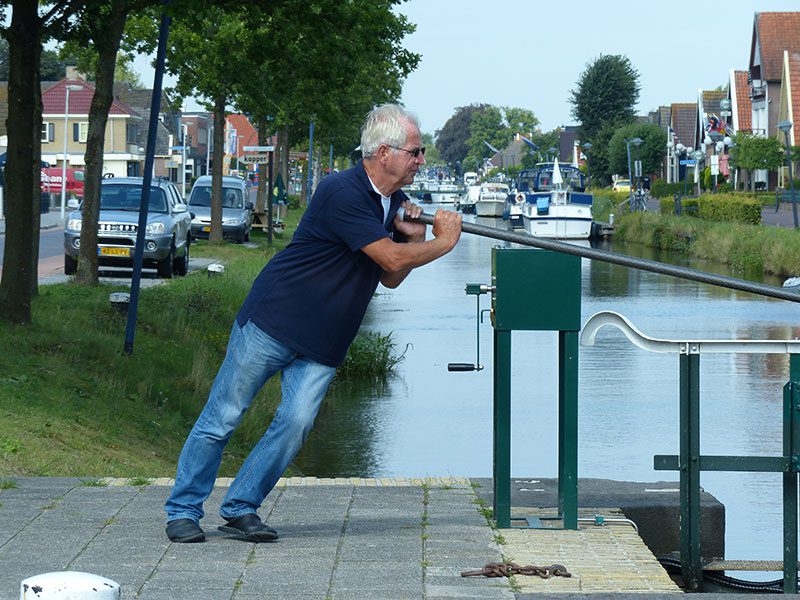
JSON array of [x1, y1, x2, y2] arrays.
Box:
[[461, 562, 572, 579]]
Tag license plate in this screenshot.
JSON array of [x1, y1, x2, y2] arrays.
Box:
[[99, 247, 130, 257], [202, 226, 211, 232]]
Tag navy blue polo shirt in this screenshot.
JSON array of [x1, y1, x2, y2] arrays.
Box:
[[237, 161, 406, 367]]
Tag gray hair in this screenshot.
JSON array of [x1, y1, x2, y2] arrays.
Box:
[[360, 104, 420, 159]]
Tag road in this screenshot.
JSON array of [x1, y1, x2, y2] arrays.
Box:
[[0, 225, 65, 278]]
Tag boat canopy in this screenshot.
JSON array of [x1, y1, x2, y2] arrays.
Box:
[[516, 163, 586, 193]]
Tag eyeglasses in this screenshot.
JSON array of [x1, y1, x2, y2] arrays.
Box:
[[387, 145, 426, 158]]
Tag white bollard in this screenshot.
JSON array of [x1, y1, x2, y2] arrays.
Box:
[[207, 263, 225, 277], [20, 571, 120, 600]]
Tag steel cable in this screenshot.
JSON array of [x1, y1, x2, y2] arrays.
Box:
[[413, 213, 800, 303]]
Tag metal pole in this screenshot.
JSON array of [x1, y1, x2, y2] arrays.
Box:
[[307, 120, 314, 200], [60, 86, 71, 219], [785, 131, 798, 229], [410, 213, 800, 303], [782, 355, 800, 593], [206, 121, 211, 176], [181, 123, 187, 198], [267, 150, 273, 245], [329, 142, 333, 177], [493, 328, 512, 528], [626, 141, 633, 212], [124, 0, 171, 354]]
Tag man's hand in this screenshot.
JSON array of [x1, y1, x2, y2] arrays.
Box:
[[432, 208, 462, 249], [393, 200, 426, 242]]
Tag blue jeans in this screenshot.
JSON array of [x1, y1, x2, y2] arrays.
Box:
[[164, 319, 336, 523]]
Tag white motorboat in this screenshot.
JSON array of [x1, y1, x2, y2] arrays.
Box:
[[457, 184, 480, 214], [475, 182, 509, 217], [432, 181, 460, 204], [516, 158, 593, 239]]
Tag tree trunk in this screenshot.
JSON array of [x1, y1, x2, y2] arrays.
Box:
[[76, 1, 128, 285], [209, 94, 226, 243], [30, 49, 42, 298], [0, 0, 42, 324]]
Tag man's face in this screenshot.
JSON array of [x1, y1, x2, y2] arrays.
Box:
[[384, 126, 426, 189]]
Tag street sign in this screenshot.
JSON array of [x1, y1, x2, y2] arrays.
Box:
[[679, 160, 696, 166], [634, 160, 642, 178], [170, 146, 185, 151], [242, 145, 274, 152], [240, 153, 270, 164]]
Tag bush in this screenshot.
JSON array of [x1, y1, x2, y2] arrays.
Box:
[[650, 180, 684, 199], [697, 193, 761, 225]]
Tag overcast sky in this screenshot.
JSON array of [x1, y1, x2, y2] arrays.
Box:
[[395, 0, 800, 135], [137, 0, 799, 137]]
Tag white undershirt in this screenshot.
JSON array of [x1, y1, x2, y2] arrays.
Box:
[[367, 176, 391, 225]]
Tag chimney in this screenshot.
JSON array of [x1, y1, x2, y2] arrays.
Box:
[[65, 66, 86, 81]]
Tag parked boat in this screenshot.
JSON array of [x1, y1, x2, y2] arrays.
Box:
[[514, 158, 593, 239], [475, 182, 510, 217], [432, 181, 461, 204], [783, 277, 800, 289], [456, 185, 480, 214]]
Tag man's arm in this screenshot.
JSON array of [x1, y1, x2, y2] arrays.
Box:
[[361, 208, 462, 289]]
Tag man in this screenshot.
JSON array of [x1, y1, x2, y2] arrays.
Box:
[[164, 104, 462, 543]]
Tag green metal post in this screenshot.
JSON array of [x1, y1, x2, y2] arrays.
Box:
[[679, 353, 702, 591], [783, 355, 800, 593], [493, 328, 512, 528], [558, 330, 579, 529]]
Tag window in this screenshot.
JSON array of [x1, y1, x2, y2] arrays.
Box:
[[73, 122, 89, 143], [41, 122, 55, 143], [126, 123, 138, 145]]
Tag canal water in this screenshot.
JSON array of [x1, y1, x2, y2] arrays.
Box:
[[295, 208, 798, 572]]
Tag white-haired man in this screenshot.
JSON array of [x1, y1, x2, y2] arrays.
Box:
[[164, 104, 462, 543]]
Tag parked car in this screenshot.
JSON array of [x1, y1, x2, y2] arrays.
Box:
[[612, 179, 631, 192], [63, 177, 192, 278], [187, 175, 253, 243]]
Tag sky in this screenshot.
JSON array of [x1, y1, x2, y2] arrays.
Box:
[[136, 0, 799, 138], [394, 0, 800, 136]]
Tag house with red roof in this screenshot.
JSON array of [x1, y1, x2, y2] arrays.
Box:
[[41, 70, 144, 178], [748, 11, 800, 189]]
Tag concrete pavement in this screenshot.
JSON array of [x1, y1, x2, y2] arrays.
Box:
[[0, 477, 688, 600]]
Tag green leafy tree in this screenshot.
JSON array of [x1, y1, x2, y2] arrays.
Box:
[[420, 132, 441, 164], [465, 105, 504, 167], [607, 123, 667, 180], [569, 54, 639, 184], [436, 104, 487, 166], [729, 132, 785, 191]]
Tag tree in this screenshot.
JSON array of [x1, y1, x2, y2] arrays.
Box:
[[729, 133, 785, 191], [436, 104, 488, 167], [607, 123, 667, 180], [0, 0, 84, 324], [569, 54, 639, 185], [569, 54, 640, 141], [0, 37, 69, 80]]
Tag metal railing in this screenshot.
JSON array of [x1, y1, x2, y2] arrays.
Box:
[[581, 311, 800, 593]]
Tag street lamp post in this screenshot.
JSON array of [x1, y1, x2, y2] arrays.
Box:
[[692, 150, 704, 196], [582, 142, 592, 187], [60, 83, 82, 218], [181, 122, 188, 198], [778, 120, 797, 229], [625, 137, 643, 211], [707, 131, 724, 193]]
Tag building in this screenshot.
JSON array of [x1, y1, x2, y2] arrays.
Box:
[[41, 74, 143, 178]]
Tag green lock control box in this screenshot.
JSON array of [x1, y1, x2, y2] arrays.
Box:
[[491, 247, 581, 331]]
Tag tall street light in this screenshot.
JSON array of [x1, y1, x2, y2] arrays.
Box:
[[625, 137, 643, 211], [707, 131, 724, 193], [778, 120, 797, 229], [582, 142, 592, 187], [60, 83, 83, 218]]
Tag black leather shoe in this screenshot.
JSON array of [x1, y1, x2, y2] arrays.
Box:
[[218, 513, 279, 542], [166, 518, 205, 543]]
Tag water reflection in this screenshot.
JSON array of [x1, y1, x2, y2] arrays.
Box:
[[293, 206, 800, 567]]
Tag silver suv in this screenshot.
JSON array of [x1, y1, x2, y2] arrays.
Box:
[[188, 175, 253, 243], [63, 177, 192, 278]]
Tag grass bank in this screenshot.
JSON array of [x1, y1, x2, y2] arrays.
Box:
[[0, 205, 403, 479], [614, 211, 800, 277]]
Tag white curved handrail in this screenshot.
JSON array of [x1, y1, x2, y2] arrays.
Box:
[[580, 311, 800, 355]]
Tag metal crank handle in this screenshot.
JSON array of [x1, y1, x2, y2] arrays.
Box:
[[447, 363, 483, 372]]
